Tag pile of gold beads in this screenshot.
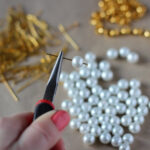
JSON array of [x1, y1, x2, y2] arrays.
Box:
[[90, 0, 150, 37]]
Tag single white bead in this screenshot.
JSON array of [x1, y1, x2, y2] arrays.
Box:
[[101, 122, 112, 131], [85, 52, 96, 62], [121, 115, 132, 127], [99, 90, 111, 99], [72, 97, 84, 105], [79, 66, 90, 78], [126, 97, 137, 107], [129, 123, 141, 133], [68, 88, 79, 98], [129, 88, 141, 98], [78, 112, 90, 122], [117, 91, 128, 101], [138, 95, 149, 105], [69, 105, 81, 116], [108, 96, 119, 105], [119, 47, 130, 58], [90, 107, 102, 116], [69, 71, 80, 81], [107, 48, 118, 59], [111, 135, 122, 147], [61, 100, 73, 110], [86, 77, 98, 87], [110, 116, 120, 125], [98, 100, 109, 110], [92, 85, 102, 95], [76, 79, 86, 89], [109, 84, 120, 95], [91, 125, 101, 136], [137, 105, 149, 116], [105, 106, 117, 115], [101, 70, 113, 81], [129, 79, 141, 88], [99, 60, 110, 71], [133, 114, 144, 124], [83, 133, 95, 145], [112, 125, 124, 136], [116, 103, 127, 114], [99, 132, 112, 144], [91, 69, 101, 78], [88, 95, 99, 105], [127, 52, 139, 63], [80, 124, 90, 134], [79, 88, 90, 98], [123, 133, 134, 144], [88, 117, 98, 125], [87, 61, 98, 69], [119, 143, 131, 150], [72, 56, 84, 68], [59, 72, 68, 82], [81, 102, 92, 112], [69, 118, 81, 129], [63, 80, 74, 89], [98, 114, 110, 123], [117, 79, 129, 90], [126, 107, 136, 117]]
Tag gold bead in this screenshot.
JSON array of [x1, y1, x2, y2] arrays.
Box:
[[98, 1, 105, 8], [90, 19, 98, 26], [109, 29, 120, 36], [144, 30, 150, 37], [97, 27, 104, 34], [120, 27, 131, 34], [132, 28, 143, 35]]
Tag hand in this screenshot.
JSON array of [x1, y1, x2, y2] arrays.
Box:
[[0, 110, 70, 150]]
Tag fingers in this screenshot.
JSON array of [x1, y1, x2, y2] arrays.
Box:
[[0, 112, 33, 149], [51, 139, 65, 150], [14, 110, 70, 150]]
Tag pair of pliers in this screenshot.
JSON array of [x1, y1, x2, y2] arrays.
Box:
[[34, 51, 63, 120]]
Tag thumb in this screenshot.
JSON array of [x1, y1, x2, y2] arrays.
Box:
[[13, 110, 70, 150]]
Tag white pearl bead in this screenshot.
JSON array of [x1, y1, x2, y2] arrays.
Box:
[[111, 135, 122, 147], [69, 105, 81, 116], [80, 123, 90, 134], [126, 107, 136, 116], [133, 114, 144, 124], [90, 107, 102, 116], [69, 71, 80, 81], [79, 88, 90, 98], [129, 123, 141, 133], [99, 60, 110, 71], [78, 112, 90, 122], [88, 117, 98, 125], [107, 48, 118, 59], [88, 95, 99, 105], [98, 100, 109, 110], [116, 103, 127, 114], [123, 133, 134, 144], [110, 116, 120, 125], [61, 100, 72, 110], [72, 56, 84, 68], [118, 79, 129, 90], [109, 84, 120, 95], [129, 79, 141, 88], [85, 52, 96, 62], [129, 88, 141, 98], [76, 79, 86, 89], [86, 77, 98, 87], [91, 69, 101, 78], [99, 132, 111, 144], [87, 61, 98, 69], [137, 105, 149, 116], [101, 70, 113, 81], [63, 80, 74, 89], [81, 102, 92, 112], [72, 96, 84, 105], [79, 66, 90, 78], [101, 122, 112, 131], [60, 72, 68, 82], [98, 114, 110, 123], [91, 125, 101, 136], [105, 106, 117, 115], [83, 133, 95, 145], [138, 95, 149, 105], [119, 47, 130, 58], [99, 90, 111, 99], [121, 115, 132, 127], [92, 85, 102, 95], [112, 125, 124, 136], [117, 91, 128, 101], [126, 97, 137, 107], [127, 52, 139, 63], [119, 143, 131, 150], [108, 96, 119, 105], [68, 88, 79, 98], [70, 118, 81, 129]]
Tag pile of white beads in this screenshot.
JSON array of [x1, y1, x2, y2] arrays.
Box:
[[106, 47, 139, 63], [60, 52, 150, 150]]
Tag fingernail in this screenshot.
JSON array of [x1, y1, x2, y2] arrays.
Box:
[[51, 110, 70, 131]]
